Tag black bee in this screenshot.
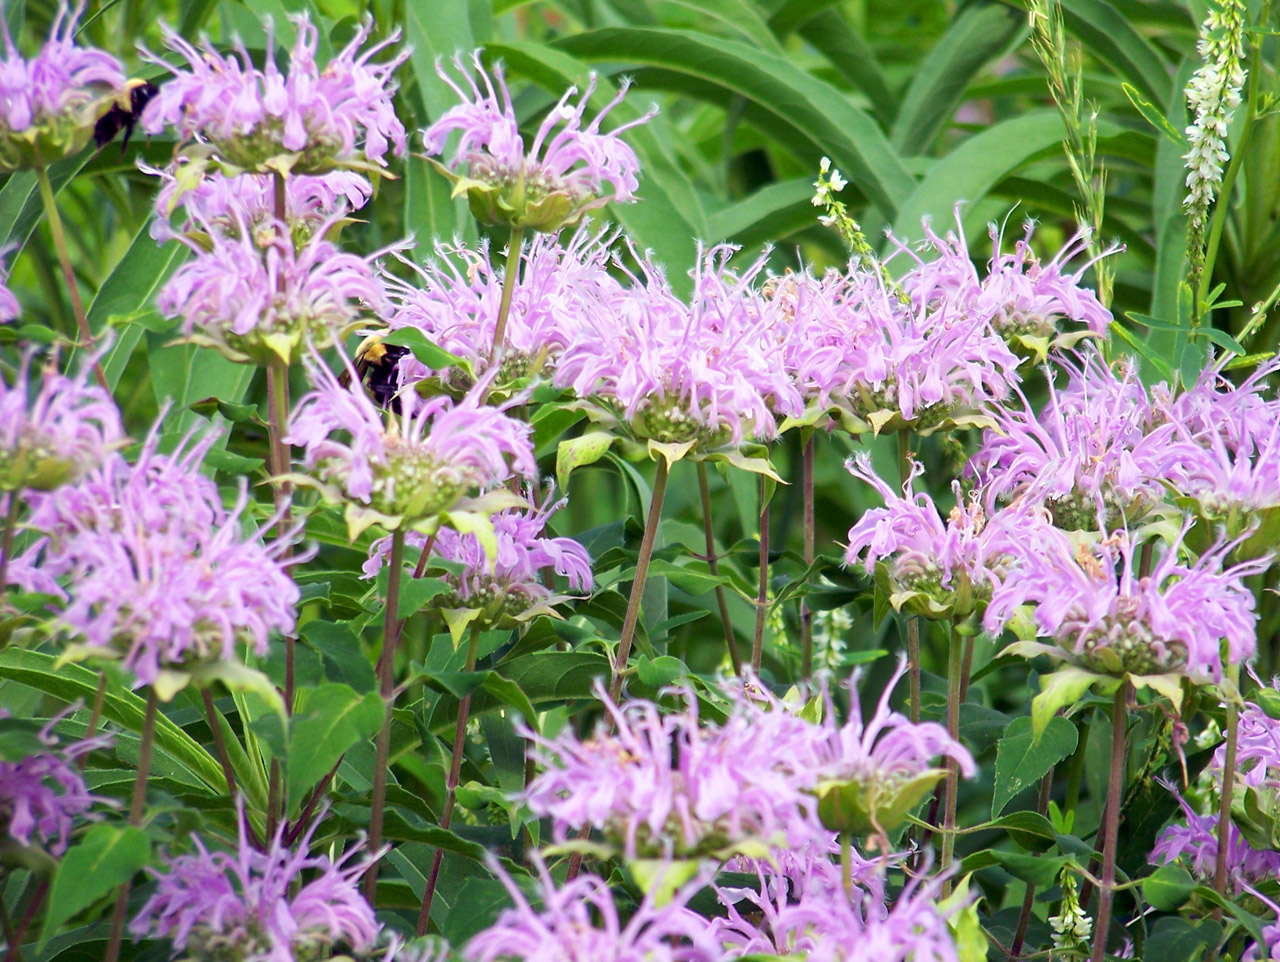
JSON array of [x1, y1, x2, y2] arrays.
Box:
[[93, 79, 158, 152], [339, 335, 409, 412]]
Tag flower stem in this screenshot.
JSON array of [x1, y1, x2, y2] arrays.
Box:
[[840, 831, 854, 902], [266, 358, 295, 710], [940, 624, 965, 893], [103, 687, 158, 962], [417, 622, 482, 935], [34, 165, 106, 391], [696, 462, 741, 675], [897, 431, 921, 723], [0, 494, 21, 607], [5, 878, 47, 962], [489, 226, 527, 360], [750, 473, 771, 674], [607, 459, 670, 706], [800, 432, 816, 681], [1090, 683, 1129, 962], [202, 687, 239, 805], [1213, 665, 1242, 899], [1009, 766, 1056, 961], [364, 527, 406, 905]]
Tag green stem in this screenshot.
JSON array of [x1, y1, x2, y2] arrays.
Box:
[[751, 473, 771, 674], [102, 688, 158, 962], [1064, 719, 1091, 817], [490, 226, 527, 361], [266, 358, 295, 710], [1090, 683, 1128, 962], [0, 494, 20, 607], [364, 528, 406, 904], [1009, 768, 1056, 961], [34, 165, 106, 391], [940, 623, 964, 891], [898, 431, 921, 723], [840, 831, 854, 901], [697, 462, 741, 675], [417, 623, 482, 935], [5, 879, 47, 962], [607, 459, 670, 706], [800, 433, 816, 682], [1213, 666, 1242, 900]]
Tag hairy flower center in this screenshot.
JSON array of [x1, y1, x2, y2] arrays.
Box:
[[1072, 597, 1187, 676]]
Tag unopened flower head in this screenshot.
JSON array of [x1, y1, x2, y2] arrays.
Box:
[[522, 679, 822, 859], [131, 806, 381, 961], [0, 350, 123, 492], [157, 209, 387, 366], [0, 1, 125, 169], [424, 51, 656, 231], [844, 454, 1034, 620], [985, 526, 1262, 682], [148, 161, 373, 242], [969, 351, 1167, 530], [364, 492, 592, 628], [385, 225, 616, 390], [142, 14, 408, 173], [0, 710, 111, 856], [466, 856, 720, 962], [554, 242, 803, 450], [286, 355, 536, 533]]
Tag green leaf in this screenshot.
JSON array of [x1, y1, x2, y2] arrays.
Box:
[[0, 649, 225, 793], [796, 10, 896, 126], [301, 620, 377, 694], [891, 111, 1066, 240], [646, 559, 729, 595], [890, 3, 1025, 155], [1032, 666, 1106, 739], [636, 654, 685, 689], [992, 716, 1079, 817], [1145, 917, 1221, 961], [556, 431, 616, 492], [1060, 0, 1173, 105], [381, 328, 468, 372], [287, 683, 385, 814], [555, 28, 914, 219], [1122, 82, 1185, 145], [397, 576, 450, 621], [987, 811, 1058, 852], [40, 825, 150, 943], [1143, 863, 1197, 912], [0, 717, 46, 761]]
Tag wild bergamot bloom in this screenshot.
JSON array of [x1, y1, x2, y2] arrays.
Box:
[[0, 1, 125, 170], [141, 13, 407, 174], [286, 353, 537, 540], [423, 51, 655, 232]]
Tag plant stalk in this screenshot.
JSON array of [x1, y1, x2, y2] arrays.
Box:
[[5, 879, 47, 962], [1090, 683, 1129, 962], [800, 433, 816, 681], [898, 431, 921, 723], [940, 624, 965, 893], [416, 623, 482, 935], [364, 528, 406, 904], [489, 226, 527, 359], [607, 459, 670, 706], [34, 165, 106, 391], [0, 495, 20, 602], [697, 462, 742, 675], [102, 688, 158, 962], [750, 473, 771, 674], [1213, 667, 1242, 899]]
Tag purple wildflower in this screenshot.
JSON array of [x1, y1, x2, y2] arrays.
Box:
[[141, 14, 408, 172], [553, 243, 803, 449], [898, 211, 1114, 354], [424, 52, 655, 231], [364, 491, 592, 627], [985, 526, 1261, 681], [807, 658, 975, 834], [19, 426, 299, 688], [385, 225, 617, 389], [0, 248, 18, 322], [0, 350, 122, 493], [1151, 781, 1280, 891], [285, 354, 536, 531], [156, 209, 387, 366], [131, 806, 380, 962], [0, 1, 125, 169], [969, 350, 1169, 530], [147, 161, 373, 241], [465, 856, 721, 962], [1214, 695, 1280, 792], [776, 261, 1020, 436], [0, 710, 111, 856], [844, 454, 1038, 620], [522, 679, 823, 859]]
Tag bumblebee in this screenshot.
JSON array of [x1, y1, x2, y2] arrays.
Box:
[[340, 335, 409, 411], [93, 79, 158, 151]]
